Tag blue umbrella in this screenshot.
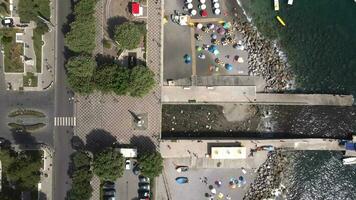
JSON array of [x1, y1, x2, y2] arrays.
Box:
[[225, 63, 232, 71]]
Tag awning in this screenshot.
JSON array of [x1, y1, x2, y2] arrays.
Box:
[[131, 2, 140, 14]]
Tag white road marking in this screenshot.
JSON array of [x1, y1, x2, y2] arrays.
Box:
[[54, 117, 77, 127]]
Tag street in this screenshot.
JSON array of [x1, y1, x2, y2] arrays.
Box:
[[53, 0, 75, 199]]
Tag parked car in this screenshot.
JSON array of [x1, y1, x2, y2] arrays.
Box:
[[175, 166, 189, 173], [175, 177, 189, 184], [139, 176, 150, 183], [102, 181, 116, 200], [138, 190, 150, 199], [125, 159, 131, 170], [133, 164, 141, 175], [139, 183, 150, 191]]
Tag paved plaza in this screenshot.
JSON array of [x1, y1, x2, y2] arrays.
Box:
[[162, 158, 255, 200]]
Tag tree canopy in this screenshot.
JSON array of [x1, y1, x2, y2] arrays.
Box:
[[112, 66, 130, 95], [138, 151, 163, 178], [128, 65, 155, 97], [66, 55, 96, 94], [114, 22, 146, 50], [93, 147, 125, 181], [65, 0, 96, 53], [93, 64, 120, 93], [68, 151, 93, 200]]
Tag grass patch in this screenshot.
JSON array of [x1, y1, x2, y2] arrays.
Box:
[[8, 109, 45, 118], [33, 28, 44, 73], [0, 28, 24, 73], [0, 1, 10, 16], [18, 0, 50, 23], [8, 122, 46, 131], [23, 72, 38, 87]]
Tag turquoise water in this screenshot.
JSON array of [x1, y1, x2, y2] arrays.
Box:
[[241, 0, 356, 95]]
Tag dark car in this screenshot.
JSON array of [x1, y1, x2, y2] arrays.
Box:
[[103, 181, 116, 200], [1, 18, 13, 27], [139, 183, 150, 191], [133, 164, 140, 175], [138, 175, 150, 183]]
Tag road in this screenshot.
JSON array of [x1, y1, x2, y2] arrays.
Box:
[[53, 0, 74, 199]]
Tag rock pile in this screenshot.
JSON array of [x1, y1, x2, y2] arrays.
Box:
[[233, 20, 294, 92], [243, 151, 286, 200]]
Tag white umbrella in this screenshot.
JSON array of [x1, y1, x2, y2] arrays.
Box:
[[197, 23, 203, 29], [211, 188, 217, 194], [214, 8, 221, 15], [213, 0, 219, 2], [186, 0, 193, 2], [190, 9, 197, 16], [200, 4, 206, 10], [238, 57, 244, 63], [214, 3, 220, 8], [200, 0, 206, 3], [187, 3, 193, 9]]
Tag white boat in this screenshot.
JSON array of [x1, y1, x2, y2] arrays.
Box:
[[288, 0, 293, 5], [343, 157, 356, 165], [274, 0, 279, 11]]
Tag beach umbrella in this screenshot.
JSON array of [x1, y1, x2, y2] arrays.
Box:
[[217, 27, 225, 35], [239, 176, 244, 181], [213, 49, 220, 55], [198, 53, 206, 59], [201, 10, 208, 17], [196, 46, 203, 51], [187, 3, 193, 9], [214, 8, 221, 15], [184, 54, 191, 64], [208, 45, 217, 52], [190, 9, 197, 16], [213, 3, 220, 8], [211, 33, 217, 40], [223, 22, 231, 29], [197, 23, 203, 29], [217, 193, 224, 199], [208, 23, 215, 29], [200, 0, 206, 3], [211, 188, 217, 194], [237, 57, 244, 63], [186, 0, 192, 2], [225, 63, 233, 71], [213, 0, 219, 2], [200, 4, 207, 10]]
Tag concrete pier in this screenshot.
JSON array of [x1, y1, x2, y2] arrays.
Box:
[[161, 85, 354, 106]]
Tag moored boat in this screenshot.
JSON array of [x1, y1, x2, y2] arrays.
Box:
[[342, 157, 356, 165]]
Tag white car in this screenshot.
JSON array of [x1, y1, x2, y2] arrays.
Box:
[[125, 159, 131, 170]]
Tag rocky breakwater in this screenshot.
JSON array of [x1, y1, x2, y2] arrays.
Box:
[[233, 20, 294, 92], [243, 151, 287, 200]]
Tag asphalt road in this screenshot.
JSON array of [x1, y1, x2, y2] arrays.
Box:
[[53, 0, 75, 199]]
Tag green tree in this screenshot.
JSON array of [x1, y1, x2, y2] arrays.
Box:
[[93, 147, 125, 181], [128, 65, 155, 97], [65, 19, 96, 53], [7, 151, 42, 191], [66, 55, 96, 94], [93, 64, 119, 93], [113, 66, 130, 95], [114, 22, 146, 50], [68, 151, 93, 200], [138, 151, 163, 178]]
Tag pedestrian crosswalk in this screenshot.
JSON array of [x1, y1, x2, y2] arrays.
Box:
[[54, 117, 76, 127]]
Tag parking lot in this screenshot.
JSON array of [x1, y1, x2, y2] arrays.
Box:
[[163, 158, 255, 200]]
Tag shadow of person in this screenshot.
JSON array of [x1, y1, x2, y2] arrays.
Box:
[[85, 129, 117, 153]]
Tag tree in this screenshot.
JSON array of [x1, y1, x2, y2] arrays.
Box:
[[113, 66, 130, 95], [138, 151, 163, 178], [128, 65, 155, 97], [65, 18, 96, 53], [93, 148, 125, 181], [68, 151, 93, 200], [93, 64, 119, 93], [66, 55, 96, 94], [114, 22, 146, 50], [65, 0, 96, 53]]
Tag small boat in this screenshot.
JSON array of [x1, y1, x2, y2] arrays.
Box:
[[288, 0, 294, 5], [274, 0, 279, 11], [343, 157, 356, 165], [175, 177, 189, 184], [176, 166, 189, 173], [276, 16, 286, 26]]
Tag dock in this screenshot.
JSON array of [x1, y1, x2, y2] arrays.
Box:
[[161, 85, 354, 106]]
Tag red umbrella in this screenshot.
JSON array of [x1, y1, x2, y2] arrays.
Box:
[[201, 10, 208, 17]]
